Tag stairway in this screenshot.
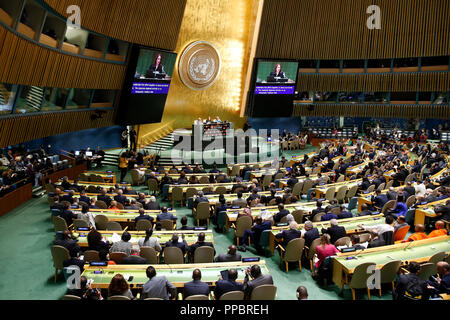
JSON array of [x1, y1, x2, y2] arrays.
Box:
[[103, 152, 120, 167], [143, 132, 175, 154]]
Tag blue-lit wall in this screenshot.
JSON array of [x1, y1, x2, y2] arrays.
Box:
[[247, 117, 302, 134], [10, 126, 125, 154]]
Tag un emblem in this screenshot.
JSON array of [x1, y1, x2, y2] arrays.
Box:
[[178, 41, 221, 90]]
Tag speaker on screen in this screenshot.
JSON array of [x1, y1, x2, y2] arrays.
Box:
[[116, 44, 177, 125], [247, 59, 299, 117]]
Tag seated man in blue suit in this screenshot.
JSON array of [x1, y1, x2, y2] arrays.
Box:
[[371, 189, 389, 210], [183, 269, 210, 299], [214, 268, 244, 299], [157, 206, 177, 221], [164, 233, 188, 255], [240, 216, 271, 252]]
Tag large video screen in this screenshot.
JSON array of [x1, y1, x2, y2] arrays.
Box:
[[116, 45, 177, 125], [254, 60, 299, 95]]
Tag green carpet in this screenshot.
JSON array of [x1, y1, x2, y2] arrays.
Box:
[[0, 146, 392, 300]]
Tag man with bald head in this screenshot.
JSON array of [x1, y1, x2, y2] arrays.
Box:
[[97, 188, 112, 207], [215, 245, 242, 262], [427, 221, 448, 238], [275, 221, 302, 248], [183, 269, 210, 299], [406, 224, 428, 242], [214, 268, 244, 299], [426, 262, 450, 297]]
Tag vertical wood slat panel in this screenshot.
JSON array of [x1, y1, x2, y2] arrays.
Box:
[[43, 0, 187, 50], [256, 0, 450, 60]]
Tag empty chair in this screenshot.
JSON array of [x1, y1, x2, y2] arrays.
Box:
[[348, 262, 377, 300], [385, 180, 394, 190], [381, 200, 397, 215], [379, 260, 402, 296], [219, 291, 244, 300], [194, 246, 215, 263], [312, 213, 325, 222], [250, 284, 277, 300], [94, 214, 109, 230], [148, 179, 158, 195], [106, 221, 123, 231], [262, 175, 272, 191], [108, 295, 131, 300], [406, 195, 416, 209], [335, 186, 348, 204], [394, 225, 410, 243], [377, 182, 386, 191], [279, 238, 305, 272], [53, 216, 69, 232], [185, 295, 209, 300], [109, 252, 128, 264], [163, 247, 184, 264], [130, 170, 144, 186], [336, 175, 345, 183], [73, 219, 89, 229], [140, 247, 159, 264], [172, 187, 183, 207], [136, 219, 153, 231], [160, 219, 175, 230], [144, 298, 164, 300], [185, 187, 198, 201], [418, 262, 436, 281], [366, 185, 375, 193], [215, 186, 227, 195], [292, 182, 303, 197], [358, 233, 371, 243], [324, 186, 336, 202], [230, 165, 241, 177], [311, 166, 320, 175], [199, 176, 209, 184], [83, 250, 101, 262], [51, 245, 70, 282], [428, 251, 446, 265], [346, 185, 359, 201], [291, 210, 304, 224], [302, 179, 315, 194], [334, 236, 351, 247]]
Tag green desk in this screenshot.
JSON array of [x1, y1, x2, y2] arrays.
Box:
[[332, 236, 450, 289], [71, 208, 176, 225], [269, 214, 385, 253], [82, 261, 269, 288], [75, 229, 213, 248]]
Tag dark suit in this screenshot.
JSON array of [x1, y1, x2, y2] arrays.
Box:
[[63, 258, 85, 272], [322, 225, 347, 244], [60, 194, 74, 204], [54, 239, 80, 254], [303, 228, 320, 248], [273, 209, 290, 223], [214, 253, 242, 262], [337, 211, 353, 219], [114, 195, 127, 205], [194, 197, 209, 208], [243, 274, 273, 298], [60, 209, 78, 227], [189, 241, 215, 259], [121, 255, 148, 264], [372, 194, 389, 209], [275, 229, 302, 247], [79, 196, 91, 205], [97, 195, 112, 206], [165, 240, 188, 254], [135, 214, 154, 224], [183, 280, 210, 299], [214, 279, 244, 299], [145, 202, 161, 210]]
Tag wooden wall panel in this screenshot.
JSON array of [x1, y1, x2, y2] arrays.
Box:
[[0, 25, 126, 89], [0, 110, 115, 147], [292, 104, 450, 120], [297, 72, 450, 92], [44, 0, 187, 50], [257, 0, 450, 59]]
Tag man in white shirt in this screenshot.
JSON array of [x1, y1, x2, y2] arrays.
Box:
[[414, 181, 427, 198], [358, 215, 395, 238]]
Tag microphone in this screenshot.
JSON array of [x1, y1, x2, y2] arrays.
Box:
[[403, 240, 414, 251]]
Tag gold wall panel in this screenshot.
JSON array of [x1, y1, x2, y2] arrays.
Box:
[[139, 0, 258, 146]]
